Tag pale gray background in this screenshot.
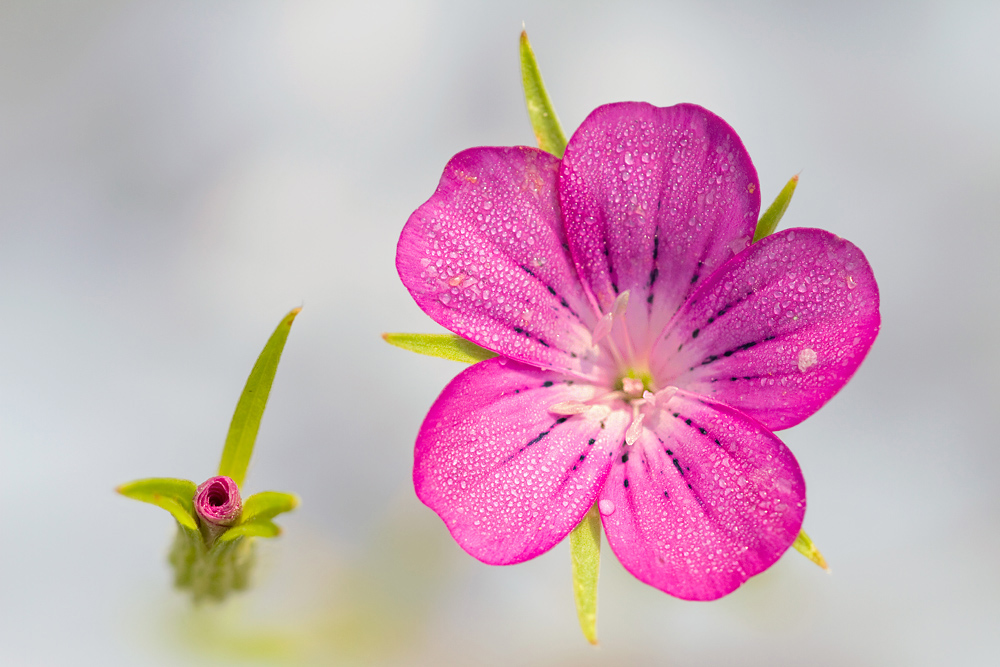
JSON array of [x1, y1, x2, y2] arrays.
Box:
[[1, 1, 997, 665]]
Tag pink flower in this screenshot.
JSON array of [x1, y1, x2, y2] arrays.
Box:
[[396, 102, 879, 600], [195, 475, 242, 541]]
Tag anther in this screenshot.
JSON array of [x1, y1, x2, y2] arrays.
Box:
[[548, 401, 592, 415], [625, 405, 645, 446], [645, 386, 678, 408]]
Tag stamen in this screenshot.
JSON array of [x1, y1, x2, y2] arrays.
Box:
[[645, 385, 678, 408], [588, 404, 612, 420], [590, 290, 632, 368], [592, 312, 614, 344], [611, 290, 630, 319], [547, 390, 624, 417], [625, 405, 645, 446], [613, 290, 637, 363], [591, 390, 626, 403], [548, 401, 592, 415]]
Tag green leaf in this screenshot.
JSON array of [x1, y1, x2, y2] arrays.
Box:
[[569, 502, 601, 645], [382, 333, 498, 364], [520, 30, 567, 158], [117, 477, 199, 531], [753, 174, 799, 243], [218, 517, 281, 542], [218, 308, 302, 487], [242, 491, 299, 522], [792, 529, 830, 571]]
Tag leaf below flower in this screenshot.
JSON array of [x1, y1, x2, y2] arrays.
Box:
[[792, 529, 830, 571], [219, 517, 281, 541], [242, 491, 299, 522], [117, 477, 198, 531]]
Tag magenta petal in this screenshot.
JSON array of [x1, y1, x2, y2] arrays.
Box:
[[653, 228, 881, 430], [397, 146, 605, 380], [414, 357, 629, 565], [559, 102, 760, 349], [600, 391, 805, 600], [194, 476, 242, 526]]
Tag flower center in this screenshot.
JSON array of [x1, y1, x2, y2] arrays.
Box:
[[615, 369, 654, 399]]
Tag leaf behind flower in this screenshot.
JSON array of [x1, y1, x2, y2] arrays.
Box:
[[754, 175, 799, 242], [520, 30, 567, 158], [382, 333, 498, 364]]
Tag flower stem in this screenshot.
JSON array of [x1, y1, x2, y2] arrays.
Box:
[[569, 502, 602, 645], [170, 522, 256, 602]]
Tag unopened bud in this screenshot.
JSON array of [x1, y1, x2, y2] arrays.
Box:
[[194, 476, 242, 543]]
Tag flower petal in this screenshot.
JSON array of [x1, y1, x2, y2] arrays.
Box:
[[414, 357, 629, 565], [559, 102, 761, 350], [599, 390, 805, 600], [653, 228, 880, 430], [397, 146, 606, 381]]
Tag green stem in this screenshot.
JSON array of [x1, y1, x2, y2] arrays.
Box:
[[569, 503, 602, 644], [170, 523, 256, 602]]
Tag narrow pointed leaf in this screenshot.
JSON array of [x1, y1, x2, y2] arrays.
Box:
[[520, 30, 567, 158], [117, 477, 198, 531], [218, 517, 281, 541], [792, 529, 829, 571], [218, 308, 301, 487], [242, 491, 299, 522], [382, 333, 498, 364], [753, 174, 799, 242], [570, 502, 601, 645]]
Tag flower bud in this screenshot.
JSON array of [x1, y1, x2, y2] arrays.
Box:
[[194, 476, 242, 543]]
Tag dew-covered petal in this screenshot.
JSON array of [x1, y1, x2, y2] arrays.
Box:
[[599, 390, 805, 600], [414, 357, 629, 565], [653, 228, 880, 430], [559, 102, 760, 353], [398, 146, 607, 381]]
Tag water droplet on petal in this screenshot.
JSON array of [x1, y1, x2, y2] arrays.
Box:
[[599, 499, 616, 516], [798, 348, 818, 372]]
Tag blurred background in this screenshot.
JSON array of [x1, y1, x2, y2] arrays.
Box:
[[1, 1, 997, 664]]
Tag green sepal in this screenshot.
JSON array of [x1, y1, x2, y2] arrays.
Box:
[[753, 175, 799, 243], [520, 30, 567, 158], [117, 477, 199, 531], [170, 523, 256, 602], [210, 491, 298, 542], [382, 333, 498, 364], [218, 307, 301, 487], [218, 517, 281, 542], [792, 528, 830, 571], [242, 491, 299, 522], [569, 502, 601, 645]]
